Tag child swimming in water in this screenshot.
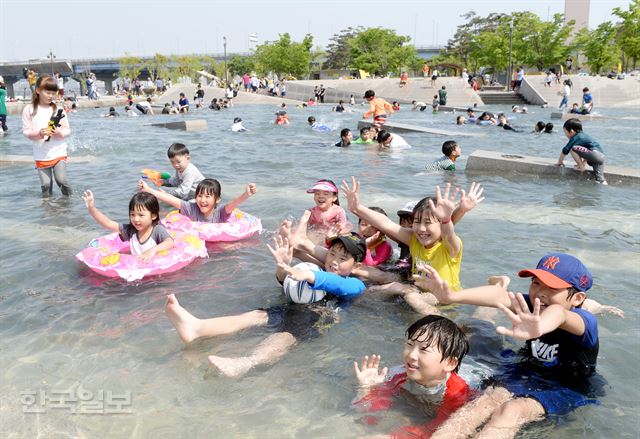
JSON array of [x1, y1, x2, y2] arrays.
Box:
[[358, 207, 393, 266], [306, 179, 350, 243], [139, 178, 257, 223], [352, 315, 472, 438], [275, 110, 289, 125], [353, 126, 375, 144], [82, 190, 174, 262]]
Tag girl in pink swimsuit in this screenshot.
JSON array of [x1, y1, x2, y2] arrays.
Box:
[[306, 179, 351, 243]]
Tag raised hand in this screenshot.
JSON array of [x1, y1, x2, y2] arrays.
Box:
[[138, 179, 151, 192], [246, 183, 257, 197], [82, 190, 95, 209], [412, 264, 454, 303], [496, 292, 544, 340], [458, 182, 485, 213], [341, 176, 361, 213], [267, 235, 293, 266], [353, 354, 388, 387], [428, 183, 460, 221]]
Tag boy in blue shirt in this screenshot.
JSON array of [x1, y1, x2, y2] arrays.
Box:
[[163, 223, 366, 378], [415, 253, 603, 439], [556, 118, 607, 185]]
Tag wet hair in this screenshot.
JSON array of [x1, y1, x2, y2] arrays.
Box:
[[535, 121, 546, 132], [406, 315, 469, 373], [563, 118, 583, 133], [308, 116, 316, 123], [340, 128, 351, 138], [233, 117, 242, 123], [128, 192, 160, 225], [442, 140, 458, 157], [314, 179, 340, 205], [544, 122, 554, 133], [31, 75, 58, 117], [480, 111, 492, 120], [167, 143, 189, 158], [109, 107, 115, 112], [195, 178, 222, 200], [359, 126, 370, 135], [377, 130, 392, 144], [364, 90, 375, 99], [456, 115, 465, 125]]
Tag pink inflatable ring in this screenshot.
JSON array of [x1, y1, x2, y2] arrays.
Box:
[[76, 230, 207, 281], [162, 209, 262, 242]]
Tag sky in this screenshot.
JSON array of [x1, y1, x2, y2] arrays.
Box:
[[0, 0, 631, 62]]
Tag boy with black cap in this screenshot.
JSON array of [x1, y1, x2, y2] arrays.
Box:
[[414, 253, 607, 439], [163, 223, 367, 378]]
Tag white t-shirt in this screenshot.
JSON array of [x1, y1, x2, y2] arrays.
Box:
[[387, 134, 411, 149], [21, 104, 69, 162]]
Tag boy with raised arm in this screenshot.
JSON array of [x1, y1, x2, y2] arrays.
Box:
[[414, 254, 604, 439]]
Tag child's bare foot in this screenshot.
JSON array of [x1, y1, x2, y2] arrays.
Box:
[[208, 355, 254, 377], [488, 275, 510, 289], [164, 294, 202, 343], [573, 164, 587, 171]]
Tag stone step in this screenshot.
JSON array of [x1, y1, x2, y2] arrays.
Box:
[[357, 120, 481, 137], [465, 149, 639, 185]]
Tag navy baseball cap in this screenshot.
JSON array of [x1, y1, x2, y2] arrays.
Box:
[[518, 253, 593, 292], [328, 233, 366, 263]]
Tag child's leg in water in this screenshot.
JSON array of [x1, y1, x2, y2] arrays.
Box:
[[472, 276, 511, 324], [164, 294, 268, 343], [208, 332, 297, 378], [431, 386, 519, 439]]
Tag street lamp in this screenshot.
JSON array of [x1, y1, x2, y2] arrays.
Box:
[[48, 49, 56, 76], [223, 36, 228, 87], [508, 18, 513, 92]]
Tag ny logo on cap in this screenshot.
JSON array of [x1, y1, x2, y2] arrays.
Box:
[[542, 256, 560, 270], [579, 274, 590, 288]]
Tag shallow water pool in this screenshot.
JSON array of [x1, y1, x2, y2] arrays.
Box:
[[0, 102, 638, 438]]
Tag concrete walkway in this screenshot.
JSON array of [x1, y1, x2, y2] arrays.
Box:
[[158, 84, 302, 106], [525, 74, 640, 108], [292, 77, 483, 108]]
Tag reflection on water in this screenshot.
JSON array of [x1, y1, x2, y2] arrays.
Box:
[[0, 104, 638, 438]]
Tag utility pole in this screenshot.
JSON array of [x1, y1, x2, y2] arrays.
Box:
[[223, 36, 228, 87], [48, 49, 56, 76], [508, 18, 514, 91]]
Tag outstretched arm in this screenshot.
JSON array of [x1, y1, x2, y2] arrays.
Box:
[[341, 176, 413, 245], [224, 183, 257, 214], [138, 179, 182, 210], [413, 265, 511, 308], [497, 292, 586, 339], [427, 184, 462, 258], [82, 190, 120, 233]]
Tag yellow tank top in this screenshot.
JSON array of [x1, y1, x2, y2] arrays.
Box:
[[409, 235, 463, 291]]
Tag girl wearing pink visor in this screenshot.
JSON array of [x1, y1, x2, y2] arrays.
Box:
[[306, 179, 351, 243]]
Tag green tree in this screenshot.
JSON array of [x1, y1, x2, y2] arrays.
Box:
[[575, 22, 620, 74], [145, 53, 170, 80], [227, 55, 256, 76], [613, 0, 640, 70], [444, 11, 507, 71], [323, 27, 364, 69], [348, 28, 418, 76], [118, 53, 143, 79], [467, 17, 512, 75], [254, 33, 314, 78], [513, 12, 575, 71], [198, 55, 219, 76], [170, 55, 203, 81]]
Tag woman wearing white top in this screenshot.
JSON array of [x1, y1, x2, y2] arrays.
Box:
[[21, 76, 72, 196]]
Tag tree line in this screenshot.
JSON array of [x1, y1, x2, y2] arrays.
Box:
[[119, 1, 639, 81]]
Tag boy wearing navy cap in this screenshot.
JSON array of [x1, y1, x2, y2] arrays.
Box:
[[414, 253, 605, 439]]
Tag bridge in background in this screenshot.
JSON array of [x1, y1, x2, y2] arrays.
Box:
[[0, 46, 442, 98]]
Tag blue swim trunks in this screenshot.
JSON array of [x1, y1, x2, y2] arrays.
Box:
[[489, 360, 603, 416]]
